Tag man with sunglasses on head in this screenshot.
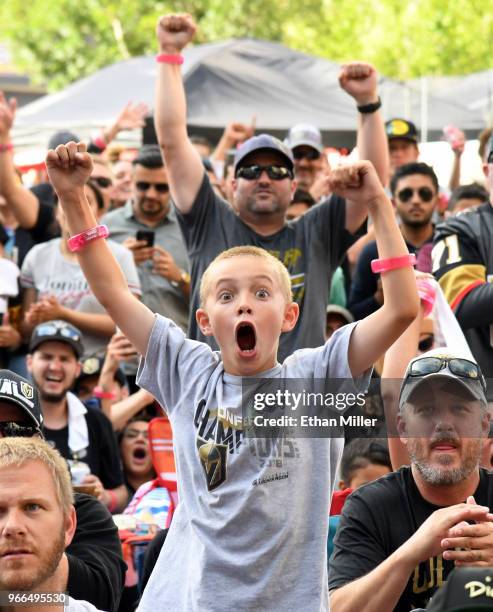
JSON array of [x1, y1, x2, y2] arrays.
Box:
[[153, 13, 388, 360], [0, 368, 126, 612], [433, 135, 493, 401], [328, 349, 493, 612], [101, 144, 190, 331], [349, 162, 438, 320], [26, 320, 128, 514]]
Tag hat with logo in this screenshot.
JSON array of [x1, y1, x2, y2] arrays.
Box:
[[284, 123, 324, 154], [385, 118, 418, 144], [0, 369, 43, 429], [399, 348, 487, 412], [233, 134, 294, 174], [29, 320, 84, 359], [426, 567, 493, 611], [77, 354, 126, 387]]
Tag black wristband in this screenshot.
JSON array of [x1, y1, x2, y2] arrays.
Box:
[[357, 97, 382, 114]]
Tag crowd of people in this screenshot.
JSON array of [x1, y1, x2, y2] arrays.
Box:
[[1, 10, 493, 612]]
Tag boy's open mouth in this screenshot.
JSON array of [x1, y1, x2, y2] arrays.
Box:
[[236, 322, 257, 353]]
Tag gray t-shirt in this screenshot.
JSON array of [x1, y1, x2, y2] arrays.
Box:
[[102, 202, 190, 331], [137, 314, 370, 612], [176, 174, 364, 361], [20, 238, 140, 355]]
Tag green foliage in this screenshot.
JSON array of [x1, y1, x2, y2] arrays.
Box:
[[1, 0, 493, 90]]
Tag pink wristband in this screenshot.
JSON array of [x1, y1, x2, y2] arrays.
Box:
[[155, 53, 184, 65], [371, 253, 416, 274], [68, 225, 109, 252], [92, 135, 107, 151], [417, 278, 436, 317], [0, 143, 13, 153]]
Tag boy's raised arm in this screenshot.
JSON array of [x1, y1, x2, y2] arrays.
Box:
[[154, 13, 205, 215], [327, 162, 419, 377], [45, 142, 155, 356]]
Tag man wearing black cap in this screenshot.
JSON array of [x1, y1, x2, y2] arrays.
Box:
[[26, 320, 128, 513], [153, 13, 388, 361], [386, 118, 420, 175], [328, 349, 493, 612], [433, 135, 493, 398], [0, 368, 126, 612]]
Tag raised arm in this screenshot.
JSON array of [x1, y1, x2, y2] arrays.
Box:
[[45, 142, 154, 356], [339, 63, 389, 233], [327, 162, 419, 377], [154, 13, 205, 214], [0, 92, 40, 228]]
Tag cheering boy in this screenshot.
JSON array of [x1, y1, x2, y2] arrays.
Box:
[[46, 142, 418, 611]]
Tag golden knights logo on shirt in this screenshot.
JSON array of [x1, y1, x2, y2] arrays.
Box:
[[196, 437, 228, 491]]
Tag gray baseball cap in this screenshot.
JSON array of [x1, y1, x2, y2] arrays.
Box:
[[285, 123, 323, 153], [399, 348, 487, 411], [233, 134, 294, 174]]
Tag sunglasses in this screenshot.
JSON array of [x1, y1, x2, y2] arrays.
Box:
[[0, 421, 40, 438], [135, 181, 170, 193], [407, 356, 486, 392], [397, 187, 435, 203], [293, 149, 320, 161], [418, 335, 434, 352], [93, 176, 113, 189], [236, 165, 293, 181], [488, 152, 493, 164], [36, 323, 80, 342]]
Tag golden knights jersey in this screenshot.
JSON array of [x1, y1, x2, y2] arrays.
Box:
[[433, 202, 493, 397]]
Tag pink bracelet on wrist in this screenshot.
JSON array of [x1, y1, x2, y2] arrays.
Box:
[[416, 278, 436, 317], [68, 225, 109, 252], [0, 143, 13, 153], [371, 253, 416, 274], [155, 53, 184, 65]]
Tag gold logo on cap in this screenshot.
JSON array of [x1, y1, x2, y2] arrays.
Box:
[[20, 381, 34, 400], [389, 119, 410, 136], [82, 357, 100, 375]]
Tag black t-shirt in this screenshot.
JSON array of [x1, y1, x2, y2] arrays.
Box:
[[328, 466, 493, 611], [44, 406, 124, 490], [68, 493, 126, 612], [176, 173, 364, 361]]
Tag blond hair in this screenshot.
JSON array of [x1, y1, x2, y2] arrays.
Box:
[[199, 246, 292, 306], [0, 438, 74, 515]]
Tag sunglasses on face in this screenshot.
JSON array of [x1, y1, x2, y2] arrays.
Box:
[[135, 181, 170, 193], [397, 187, 435, 203], [235, 164, 293, 181], [0, 421, 40, 438], [418, 335, 434, 352], [293, 149, 320, 161], [35, 323, 81, 342], [93, 176, 113, 189], [407, 356, 486, 392]]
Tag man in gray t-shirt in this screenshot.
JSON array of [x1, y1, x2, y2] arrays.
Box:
[[153, 14, 389, 359]]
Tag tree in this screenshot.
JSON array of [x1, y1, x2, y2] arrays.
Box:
[[1, 0, 493, 90]]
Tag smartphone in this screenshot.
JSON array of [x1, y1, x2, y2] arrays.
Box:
[[136, 229, 155, 247]]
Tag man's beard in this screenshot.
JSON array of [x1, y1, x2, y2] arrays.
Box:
[[244, 194, 282, 215], [0, 526, 65, 591], [408, 437, 482, 485], [402, 215, 432, 229]]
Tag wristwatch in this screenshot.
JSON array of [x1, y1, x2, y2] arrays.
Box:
[[171, 270, 191, 288]]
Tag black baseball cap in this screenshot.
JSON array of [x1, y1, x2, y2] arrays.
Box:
[[233, 134, 294, 175], [426, 568, 493, 611], [385, 118, 418, 144], [47, 130, 80, 150], [29, 320, 84, 359], [78, 354, 126, 387], [0, 369, 43, 429]]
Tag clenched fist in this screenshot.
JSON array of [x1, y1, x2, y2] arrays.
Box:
[[45, 142, 93, 196], [339, 62, 378, 106], [327, 161, 385, 206], [156, 13, 197, 54]]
